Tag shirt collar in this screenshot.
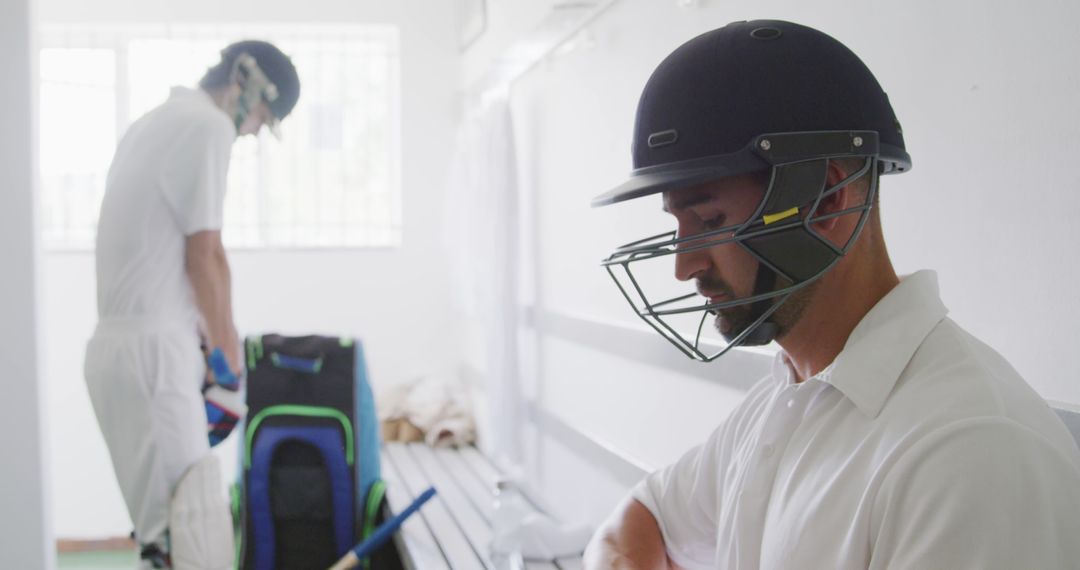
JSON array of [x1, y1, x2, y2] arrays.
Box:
[[170, 85, 199, 100], [171, 86, 220, 110], [778, 270, 949, 418], [170, 86, 239, 136]]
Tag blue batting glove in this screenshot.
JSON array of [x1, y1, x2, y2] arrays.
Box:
[[208, 347, 240, 391]]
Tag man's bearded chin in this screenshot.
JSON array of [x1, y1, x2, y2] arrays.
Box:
[[695, 272, 754, 339], [710, 271, 818, 343], [715, 303, 757, 339], [698, 262, 810, 342]]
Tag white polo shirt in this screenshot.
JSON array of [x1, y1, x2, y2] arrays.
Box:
[[95, 86, 236, 323], [634, 271, 1080, 569]]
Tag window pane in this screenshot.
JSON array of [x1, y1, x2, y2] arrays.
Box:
[[248, 29, 401, 248], [39, 48, 116, 249], [126, 39, 222, 119], [39, 25, 401, 250]]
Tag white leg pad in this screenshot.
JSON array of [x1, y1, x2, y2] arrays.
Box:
[[169, 454, 234, 570]]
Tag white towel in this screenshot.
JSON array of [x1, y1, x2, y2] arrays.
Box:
[[378, 373, 476, 447]]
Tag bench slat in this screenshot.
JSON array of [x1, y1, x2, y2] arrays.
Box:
[[379, 448, 450, 570], [408, 443, 497, 568], [433, 446, 498, 523], [459, 446, 502, 488], [386, 443, 487, 570], [555, 556, 585, 570], [388, 444, 586, 569]]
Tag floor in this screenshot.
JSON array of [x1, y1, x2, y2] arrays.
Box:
[[57, 548, 136, 570]]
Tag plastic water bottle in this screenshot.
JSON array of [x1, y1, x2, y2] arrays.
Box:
[[490, 479, 528, 570]]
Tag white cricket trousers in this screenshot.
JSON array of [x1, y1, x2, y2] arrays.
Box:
[[84, 316, 208, 557]]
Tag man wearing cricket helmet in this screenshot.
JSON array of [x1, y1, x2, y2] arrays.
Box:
[[586, 20, 1080, 569], [86, 40, 299, 569]]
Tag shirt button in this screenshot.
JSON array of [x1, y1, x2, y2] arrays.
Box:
[[762, 444, 775, 458], [786, 399, 794, 408]]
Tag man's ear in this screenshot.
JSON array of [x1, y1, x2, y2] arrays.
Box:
[[811, 160, 857, 233]]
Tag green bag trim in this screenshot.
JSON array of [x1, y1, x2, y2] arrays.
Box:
[[269, 351, 323, 374], [246, 335, 265, 371], [232, 482, 243, 569], [244, 405, 354, 468], [361, 479, 387, 570], [230, 482, 241, 524], [246, 337, 257, 371], [339, 337, 355, 348]]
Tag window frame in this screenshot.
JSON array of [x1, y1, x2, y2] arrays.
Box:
[[38, 22, 403, 252]]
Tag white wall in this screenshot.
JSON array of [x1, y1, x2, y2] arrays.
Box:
[[470, 0, 1080, 525], [41, 0, 461, 538], [456, 0, 555, 88], [0, 0, 55, 566]]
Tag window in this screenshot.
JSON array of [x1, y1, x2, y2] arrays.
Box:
[[39, 23, 401, 250]]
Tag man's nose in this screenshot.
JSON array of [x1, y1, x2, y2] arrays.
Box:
[[673, 229, 712, 282]]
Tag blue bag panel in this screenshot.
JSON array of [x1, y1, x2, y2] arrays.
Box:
[[354, 340, 382, 511], [248, 425, 355, 570]]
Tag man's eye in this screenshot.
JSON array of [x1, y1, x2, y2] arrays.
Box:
[[702, 215, 726, 230]]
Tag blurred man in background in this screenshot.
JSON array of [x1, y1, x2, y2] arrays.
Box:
[[85, 40, 299, 569]]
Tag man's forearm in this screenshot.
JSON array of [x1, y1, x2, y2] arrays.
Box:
[[584, 498, 675, 570], [185, 233, 240, 371]]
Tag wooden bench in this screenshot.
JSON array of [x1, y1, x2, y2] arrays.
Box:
[[380, 442, 585, 570]]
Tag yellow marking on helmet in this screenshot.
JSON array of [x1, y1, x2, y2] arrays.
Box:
[[763, 207, 799, 225]]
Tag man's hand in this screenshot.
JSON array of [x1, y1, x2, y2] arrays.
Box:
[[219, 336, 244, 376], [202, 347, 246, 446], [584, 497, 679, 570], [205, 347, 241, 390]]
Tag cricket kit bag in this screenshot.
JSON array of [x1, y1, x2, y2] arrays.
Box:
[[236, 334, 386, 570]]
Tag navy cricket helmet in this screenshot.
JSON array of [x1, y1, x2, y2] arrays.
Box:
[[595, 20, 911, 361], [221, 40, 300, 121]]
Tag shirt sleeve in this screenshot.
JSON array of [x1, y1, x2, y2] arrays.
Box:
[[631, 426, 728, 570], [870, 417, 1080, 570], [159, 114, 235, 236]]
